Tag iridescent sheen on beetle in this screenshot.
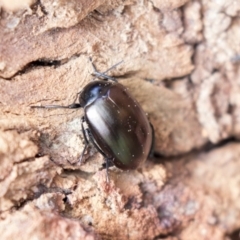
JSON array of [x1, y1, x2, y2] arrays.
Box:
[[80, 80, 153, 170], [31, 59, 154, 180]]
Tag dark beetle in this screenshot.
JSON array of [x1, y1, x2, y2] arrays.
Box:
[[32, 59, 154, 181]]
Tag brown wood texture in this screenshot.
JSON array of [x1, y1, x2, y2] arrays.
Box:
[[0, 0, 240, 239]]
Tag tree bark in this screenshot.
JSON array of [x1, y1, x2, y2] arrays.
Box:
[[0, 0, 240, 239]]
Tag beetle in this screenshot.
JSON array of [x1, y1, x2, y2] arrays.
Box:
[[31, 58, 154, 182]]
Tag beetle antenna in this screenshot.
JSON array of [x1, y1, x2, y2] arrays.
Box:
[[89, 57, 98, 72], [103, 60, 124, 74], [89, 57, 123, 82]]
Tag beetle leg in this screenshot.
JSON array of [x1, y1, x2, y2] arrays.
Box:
[[79, 116, 89, 164], [148, 122, 155, 158], [85, 126, 112, 183], [86, 130, 107, 157], [31, 92, 82, 109], [105, 158, 110, 183], [101, 160, 114, 169], [78, 144, 88, 164], [79, 117, 109, 166], [31, 103, 81, 109]]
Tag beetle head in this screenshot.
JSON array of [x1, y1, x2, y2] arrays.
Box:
[[79, 81, 112, 107]]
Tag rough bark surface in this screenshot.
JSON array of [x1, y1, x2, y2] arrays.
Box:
[[0, 0, 240, 239]]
